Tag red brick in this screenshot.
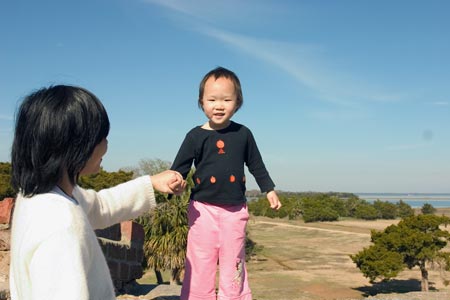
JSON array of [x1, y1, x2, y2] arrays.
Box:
[[129, 264, 143, 279], [0, 198, 14, 224], [119, 262, 130, 280], [112, 279, 123, 294], [121, 221, 144, 244], [108, 244, 127, 260], [136, 247, 144, 262], [126, 247, 137, 261], [107, 260, 120, 279], [95, 223, 121, 241]]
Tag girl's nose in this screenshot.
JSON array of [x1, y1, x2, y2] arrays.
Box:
[[215, 101, 225, 109]]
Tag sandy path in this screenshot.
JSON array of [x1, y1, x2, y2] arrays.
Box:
[[254, 220, 371, 237]]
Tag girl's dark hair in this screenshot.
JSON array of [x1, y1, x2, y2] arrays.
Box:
[[198, 66, 243, 111], [11, 85, 110, 196]]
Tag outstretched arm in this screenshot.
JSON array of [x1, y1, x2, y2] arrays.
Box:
[[76, 171, 185, 230]]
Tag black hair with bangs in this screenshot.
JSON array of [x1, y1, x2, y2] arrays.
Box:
[[11, 85, 110, 196], [198, 66, 243, 112]]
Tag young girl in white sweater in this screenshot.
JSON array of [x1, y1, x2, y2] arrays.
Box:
[[9, 85, 186, 300]]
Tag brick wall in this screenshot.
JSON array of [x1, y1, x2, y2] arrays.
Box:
[[0, 198, 13, 299], [0, 198, 14, 225], [96, 221, 146, 292]]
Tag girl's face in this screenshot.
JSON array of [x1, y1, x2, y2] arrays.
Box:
[[201, 76, 238, 130], [80, 138, 108, 175]]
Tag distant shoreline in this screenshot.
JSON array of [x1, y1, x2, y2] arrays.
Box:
[[356, 193, 450, 208], [360, 196, 450, 201], [357, 193, 450, 197]]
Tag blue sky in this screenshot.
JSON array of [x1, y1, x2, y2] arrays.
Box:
[[1, 0, 449, 193]]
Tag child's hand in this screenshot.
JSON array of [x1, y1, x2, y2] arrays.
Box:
[[150, 170, 186, 195], [169, 172, 187, 195], [266, 190, 282, 210]]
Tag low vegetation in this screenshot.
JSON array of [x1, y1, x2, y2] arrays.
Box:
[[351, 214, 450, 292], [0, 162, 15, 199], [248, 191, 416, 222]]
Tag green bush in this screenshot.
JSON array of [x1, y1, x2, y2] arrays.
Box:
[[421, 203, 436, 215], [78, 168, 134, 191], [0, 162, 15, 199], [351, 215, 450, 291], [354, 203, 379, 220], [373, 200, 398, 219], [247, 194, 290, 219], [397, 200, 415, 218], [301, 196, 339, 222]]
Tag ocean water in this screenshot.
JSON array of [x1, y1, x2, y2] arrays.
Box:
[[356, 193, 450, 208]]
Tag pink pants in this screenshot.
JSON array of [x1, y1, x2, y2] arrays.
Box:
[[180, 200, 252, 300]]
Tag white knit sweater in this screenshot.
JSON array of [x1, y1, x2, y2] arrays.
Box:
[[9, 176, 156, 300]]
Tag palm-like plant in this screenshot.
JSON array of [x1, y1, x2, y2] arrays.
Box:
[[136, 163, 194, 285], [143, 194, 189, 284]]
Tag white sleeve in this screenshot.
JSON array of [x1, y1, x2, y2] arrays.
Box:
[[74, 175, 156, 230]]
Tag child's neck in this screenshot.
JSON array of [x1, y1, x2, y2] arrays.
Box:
[[57, 170, 75, 197], [202, 120, 231, 130]]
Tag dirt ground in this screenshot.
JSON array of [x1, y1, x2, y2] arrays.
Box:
[[125, 209, 450, 300], [245, 212, 450, 300]]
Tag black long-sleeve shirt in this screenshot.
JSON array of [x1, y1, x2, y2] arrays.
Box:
[[171, 121, 275, 205]]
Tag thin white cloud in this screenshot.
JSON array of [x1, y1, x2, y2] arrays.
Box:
[[143, 0, 405, 107], [432, 101, 449, 106], [142, 0, 280, 24], [202, 29, 323, 90], [142, 0, 195, 16], [201, 28, 403, 107]]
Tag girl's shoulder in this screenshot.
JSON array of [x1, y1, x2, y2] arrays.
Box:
[[229, 121, 250, 131], [186, 125, 213, 138], [12, 190, 85, 241], [16, 189, 76, 208], [221, 121, 253, 136], [16, 191, 78, 217]]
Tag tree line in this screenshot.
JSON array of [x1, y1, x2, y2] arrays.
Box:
[[247, 191, 441, 222]]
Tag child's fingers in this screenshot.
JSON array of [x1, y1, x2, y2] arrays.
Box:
[[167, 172, 187, 195], [268, 195, 282, 210], [273, 201, 282, 210], [168, 182, 181, 195]]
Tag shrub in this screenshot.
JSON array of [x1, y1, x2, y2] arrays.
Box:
[[421, 203, 436, 215], [354, 203, 379, 220], [301, 196, 339, 222], [397, 200, 415, 218], [373, 200, 398, 219]]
